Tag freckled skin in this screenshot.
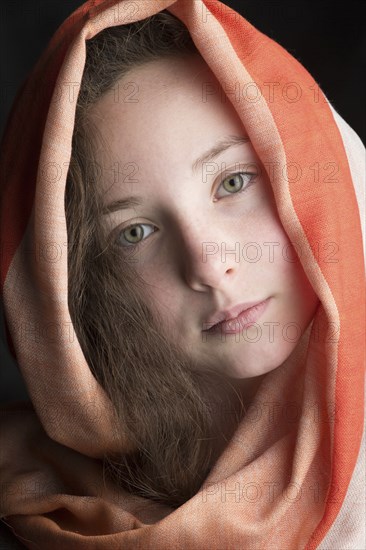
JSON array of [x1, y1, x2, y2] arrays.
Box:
[[90, 54, 319, 381]]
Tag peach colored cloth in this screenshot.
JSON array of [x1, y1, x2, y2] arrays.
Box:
[[1, 1, 365, 548]]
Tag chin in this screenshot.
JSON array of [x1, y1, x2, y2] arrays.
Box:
[[227, 355, 283, 379]]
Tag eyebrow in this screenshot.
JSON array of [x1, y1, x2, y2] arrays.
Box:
[[101, 195, 143, 216], [191, 134, 250, 174], [101, 134, 250, 216]]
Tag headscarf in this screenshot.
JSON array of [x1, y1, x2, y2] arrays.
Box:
[[1, 1, 365, 548]]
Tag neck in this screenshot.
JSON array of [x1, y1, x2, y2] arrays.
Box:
[[208, 372, 268, 462]]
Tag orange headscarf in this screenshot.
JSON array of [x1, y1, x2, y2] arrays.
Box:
[[1, 1, 365, 548]]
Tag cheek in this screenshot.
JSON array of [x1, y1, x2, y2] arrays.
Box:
[[248, 206, 291, 267], [266, 219, 319, 318], [138, 268, 179, 323], [253, 209, 315, 305], [269, 225, 306, 290]]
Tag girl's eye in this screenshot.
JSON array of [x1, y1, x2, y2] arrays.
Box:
[[114, 171, 256, 250], [216, 171, 256, 199], [115, 223, 156, 249]]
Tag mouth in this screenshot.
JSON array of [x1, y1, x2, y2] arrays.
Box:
[[203, 298, 271, 335]]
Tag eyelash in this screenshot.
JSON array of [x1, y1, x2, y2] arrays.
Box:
[[113, 170, 257, 251]]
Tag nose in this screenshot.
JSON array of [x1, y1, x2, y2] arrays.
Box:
[[178, 218, 239, 292]]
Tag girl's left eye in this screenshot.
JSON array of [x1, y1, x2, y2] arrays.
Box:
[[215, 171, 256, 199]]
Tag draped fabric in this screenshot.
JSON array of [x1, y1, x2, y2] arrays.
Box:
[[0, 1, 365, 548]]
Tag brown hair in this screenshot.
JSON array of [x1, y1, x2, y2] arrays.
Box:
[[65, 10, 248, 508]]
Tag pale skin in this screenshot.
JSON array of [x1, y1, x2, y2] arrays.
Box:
[[88, 54, 319, 403]]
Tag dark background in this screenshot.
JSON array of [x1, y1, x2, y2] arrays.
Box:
[[1, 0, 365, 144]]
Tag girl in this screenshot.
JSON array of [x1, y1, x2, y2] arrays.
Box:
[[65, 10, 320, 506], [0, 1, 365, 549]]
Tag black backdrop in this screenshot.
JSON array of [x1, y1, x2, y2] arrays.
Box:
[[1, 0, 365, 144]]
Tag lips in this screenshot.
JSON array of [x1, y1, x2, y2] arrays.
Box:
[[203, 298, 270, 333]]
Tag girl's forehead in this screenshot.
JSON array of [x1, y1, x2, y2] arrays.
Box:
[[86, 55, 267, 205], [90, 54, 227, 118], [89, 59, 250, 165]]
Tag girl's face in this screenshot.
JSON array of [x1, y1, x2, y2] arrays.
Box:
[[90, 54, 319, 379]]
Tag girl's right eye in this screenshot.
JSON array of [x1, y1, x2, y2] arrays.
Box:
[[115, 223, 157, 249]]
